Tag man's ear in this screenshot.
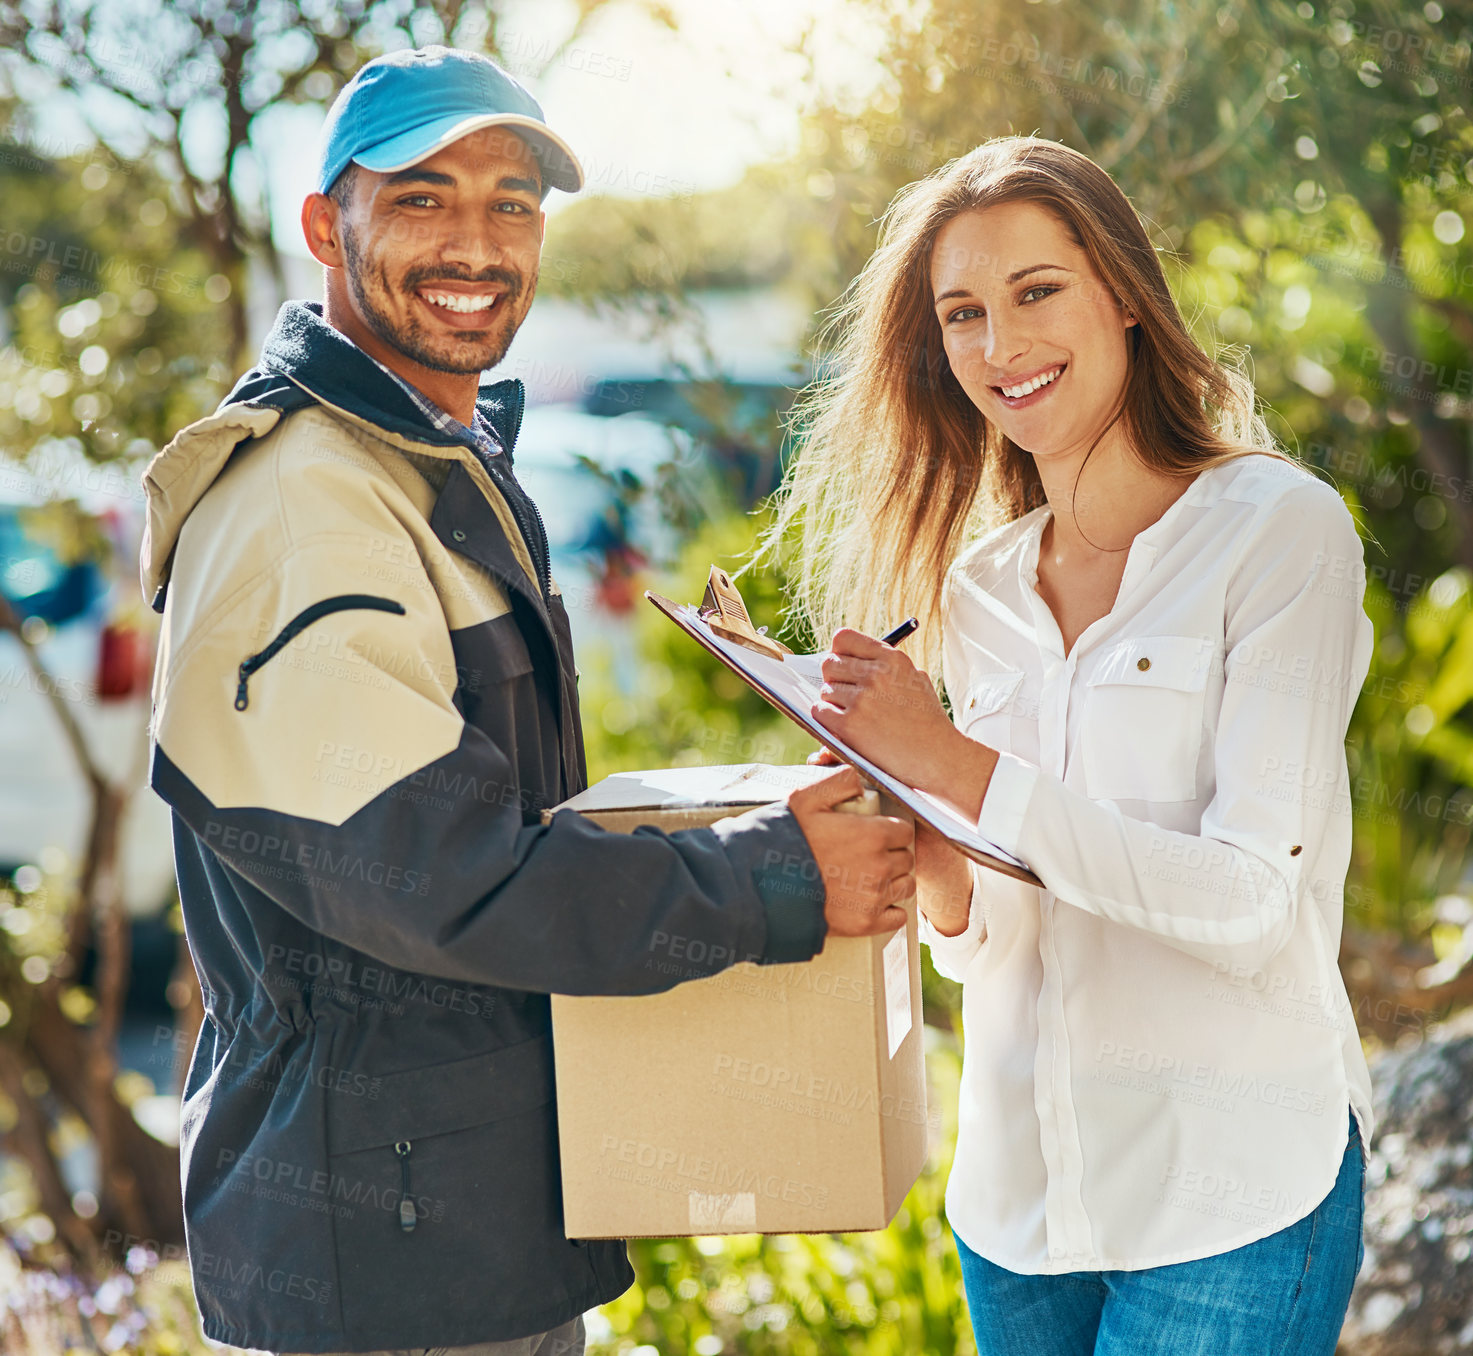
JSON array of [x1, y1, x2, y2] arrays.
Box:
[[301, 192, 346, 269]]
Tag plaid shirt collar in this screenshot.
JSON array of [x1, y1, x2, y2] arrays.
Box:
[[360, 348, 503, 463]]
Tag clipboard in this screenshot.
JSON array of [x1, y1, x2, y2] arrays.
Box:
[[646, 578, 1043, 888]]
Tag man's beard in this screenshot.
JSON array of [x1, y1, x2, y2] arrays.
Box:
[[342, 227, 533, 375]]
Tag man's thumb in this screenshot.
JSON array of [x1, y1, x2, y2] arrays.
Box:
[[792, 764, 863, 813]]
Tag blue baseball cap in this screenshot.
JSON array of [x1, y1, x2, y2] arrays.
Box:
[[316, 46, 584, 197]]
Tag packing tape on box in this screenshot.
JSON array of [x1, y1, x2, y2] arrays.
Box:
[[689, 1190, 758, 1232]]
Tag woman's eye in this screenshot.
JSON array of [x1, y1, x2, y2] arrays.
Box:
[[1021, 284, 1059, 303], [948, 306, 984, 323]]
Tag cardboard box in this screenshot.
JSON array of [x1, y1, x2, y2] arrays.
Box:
[[545, 763, 927, 1238]]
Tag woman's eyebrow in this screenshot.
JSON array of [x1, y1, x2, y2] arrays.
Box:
[[935, 262, 1074, 304], [1005, 263, 1069, 283]]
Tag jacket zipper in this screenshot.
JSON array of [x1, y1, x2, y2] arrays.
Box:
[[485, 457, 551, 597], [395, 1140, 416, 1232], [235, 594, 406, 711]]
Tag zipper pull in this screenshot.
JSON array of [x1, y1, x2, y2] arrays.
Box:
[[395, 1140, 416, 1232], [235, 664, 251, 711]]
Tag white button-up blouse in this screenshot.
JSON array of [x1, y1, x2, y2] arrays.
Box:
[[920, 451, 1374, 1273]]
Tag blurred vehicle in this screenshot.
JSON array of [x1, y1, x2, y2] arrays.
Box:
[[580, 376, 799, 505], [0, 465, 175, 919]]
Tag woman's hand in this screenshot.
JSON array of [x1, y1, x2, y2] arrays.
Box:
[[811, 628, 959, 794], [810, 628, 1000, 821]]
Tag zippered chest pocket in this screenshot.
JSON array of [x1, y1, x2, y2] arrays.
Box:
[[1081, 635, 1214, 803], [235, 594, 405, 711]]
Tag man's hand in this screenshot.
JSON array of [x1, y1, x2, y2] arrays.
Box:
[[787, 766, 914, 938], [806, 756, 974, 936]]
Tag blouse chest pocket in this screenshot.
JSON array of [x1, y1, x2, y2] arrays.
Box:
[[1081, 636, 1214, 803], [956, 670, 1027, 751]]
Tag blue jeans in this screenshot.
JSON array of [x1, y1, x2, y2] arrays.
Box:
[[954, 1112, 1365, 1356]]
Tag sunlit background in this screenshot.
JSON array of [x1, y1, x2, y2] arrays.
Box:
[[3, 0, 1473, 1351]]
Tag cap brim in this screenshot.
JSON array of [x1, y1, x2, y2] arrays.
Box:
[[353, 112, 584, 194]]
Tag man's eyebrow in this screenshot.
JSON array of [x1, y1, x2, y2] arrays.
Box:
[[383, 168, 456, 188], [497, 174, 541, 195], [934, 263, 1072, 304]]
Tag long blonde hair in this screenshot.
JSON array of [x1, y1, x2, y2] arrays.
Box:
[[761, 136, 1287, 679]]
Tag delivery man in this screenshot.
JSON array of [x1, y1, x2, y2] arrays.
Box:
[[139, 46, 913, 1356]]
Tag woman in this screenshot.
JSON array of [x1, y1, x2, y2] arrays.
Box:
[[769, 137, 1371, 1354]]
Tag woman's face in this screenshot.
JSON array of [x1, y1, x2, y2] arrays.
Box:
[[931, 201, 1136, 465]]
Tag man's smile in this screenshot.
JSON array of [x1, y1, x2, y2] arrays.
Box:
[[411, 282, 511, 330]]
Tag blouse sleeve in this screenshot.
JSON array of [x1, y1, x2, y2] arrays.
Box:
[[974, 480, 1372, 972], [917, 575, 992, 980], [915, 862, 988, 981]]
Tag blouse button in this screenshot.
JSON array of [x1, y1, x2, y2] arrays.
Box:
[[1290, 845, 1303, 856], [1137, 656, 1151, 671]]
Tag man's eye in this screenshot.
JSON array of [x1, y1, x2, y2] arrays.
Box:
[[495, 200, 533, 214], [399, 194, 437, 208]]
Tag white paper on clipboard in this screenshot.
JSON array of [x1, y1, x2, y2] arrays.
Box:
[[645, 592, 1042, 886]]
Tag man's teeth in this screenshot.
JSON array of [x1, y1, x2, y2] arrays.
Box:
[[1001, 366, 1063, 399], [422, 291, 497, 314]]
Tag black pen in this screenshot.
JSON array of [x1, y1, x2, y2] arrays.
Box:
[[880, 617, 919, 646]]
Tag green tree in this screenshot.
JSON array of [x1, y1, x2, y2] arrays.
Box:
[[0, 0, 630, 370]]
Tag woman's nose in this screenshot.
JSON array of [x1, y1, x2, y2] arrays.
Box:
[[984, 314, 1028, 371]]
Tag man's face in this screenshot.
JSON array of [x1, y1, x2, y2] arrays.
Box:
[[335, 127, 544, 375]]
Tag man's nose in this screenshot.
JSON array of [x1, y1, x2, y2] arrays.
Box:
[[435, 211, 508, 272]]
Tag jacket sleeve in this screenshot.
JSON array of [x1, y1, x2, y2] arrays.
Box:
[[972, 480, 1372, 972], [148, 450, 826, 996]]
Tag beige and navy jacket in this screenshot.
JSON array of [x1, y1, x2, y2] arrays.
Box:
[[141, 301, 826, 1353]]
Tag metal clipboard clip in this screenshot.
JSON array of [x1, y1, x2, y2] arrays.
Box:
[[697, 565, 792, 662]]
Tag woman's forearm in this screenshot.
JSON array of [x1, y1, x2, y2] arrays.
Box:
[[922, 727, 1001, 824], [915, 824, 976, 936]]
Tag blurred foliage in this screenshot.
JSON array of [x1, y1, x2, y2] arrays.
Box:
[[580, 511, 817, 779], [0, 0, 633, 366], [1348, 566, 1473, 929], [5, 0, 1473, 1350], [560, 0, 1473, 949], [2, 1247, 255, 1355], [0, 101, 234, 469], [544, 164, 817, 298]]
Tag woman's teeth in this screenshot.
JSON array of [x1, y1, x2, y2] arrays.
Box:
[[422, 291, 497, 314], [1000, 366, 1063, 399]]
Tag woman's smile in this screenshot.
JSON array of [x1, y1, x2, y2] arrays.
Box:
[[932, 201, 1134, 459], [992, 361, 1068, 408]]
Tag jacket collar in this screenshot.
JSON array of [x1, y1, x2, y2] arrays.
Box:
[[226, 300, 526, 460]]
